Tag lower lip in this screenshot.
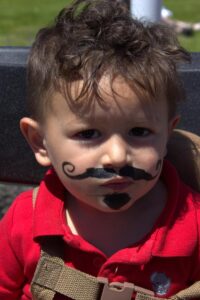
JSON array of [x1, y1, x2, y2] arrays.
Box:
[[102, 182, 132, 191]]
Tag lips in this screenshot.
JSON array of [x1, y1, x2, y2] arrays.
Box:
[[101, 178, 132, 191]]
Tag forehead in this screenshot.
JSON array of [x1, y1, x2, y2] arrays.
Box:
[[49, 75, 168, 123]]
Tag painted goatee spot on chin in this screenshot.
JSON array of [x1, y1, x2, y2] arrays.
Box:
[[103, 193, 131, 210]]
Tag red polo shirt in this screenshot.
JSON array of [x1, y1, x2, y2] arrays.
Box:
[[0, 160, 200, 299]]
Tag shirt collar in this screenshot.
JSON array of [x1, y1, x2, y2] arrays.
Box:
[[33, 168, 66, 239], [33, 161, 198, 259]]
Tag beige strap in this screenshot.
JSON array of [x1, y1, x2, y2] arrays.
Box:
[[31, 249, 200, 300], [31, 185, 200, 300], [136, 281, 200, 300], [32, 248, 200, 300], [32, 254, 103, 300], [172, 281, 200, 299], [31, 250, 154, 300]]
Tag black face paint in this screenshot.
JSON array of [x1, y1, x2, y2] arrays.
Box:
[[62, 160, 162, 181], [103, 193, 131, 210]]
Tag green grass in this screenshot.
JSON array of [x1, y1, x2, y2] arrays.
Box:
[[0, 0, 200, 51], [0, 0, 72, 46], [163, 0, 200, 51]]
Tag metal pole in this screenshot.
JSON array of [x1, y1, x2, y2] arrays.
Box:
[[130, 0, 163, 22]]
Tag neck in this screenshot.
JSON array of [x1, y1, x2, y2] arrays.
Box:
[[66, 179, 167, 256]]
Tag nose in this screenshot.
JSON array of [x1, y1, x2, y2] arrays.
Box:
[[101, 135, 131, 168]]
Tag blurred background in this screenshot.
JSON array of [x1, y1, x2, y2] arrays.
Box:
[[0, 0, 200, 51]]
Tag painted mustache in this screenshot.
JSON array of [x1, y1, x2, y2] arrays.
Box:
[[62, 160, 161, 181]]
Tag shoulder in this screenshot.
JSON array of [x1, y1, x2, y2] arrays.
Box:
[[0, 188, 40, 281], [1, 189, 34, 228], [0, 188, 38, 257]]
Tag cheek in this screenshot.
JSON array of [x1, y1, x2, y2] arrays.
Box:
[[59, 172, 95, 197], [133, 148, 163, 173], [48, 144, 95, 175], [62, 148, 98, 173]]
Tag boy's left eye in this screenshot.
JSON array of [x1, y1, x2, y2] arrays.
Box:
[[129, 127, 152, 137], [74, 129, 101, 140]]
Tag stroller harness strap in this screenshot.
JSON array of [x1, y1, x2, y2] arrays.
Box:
[[31, 187, 200, 300]]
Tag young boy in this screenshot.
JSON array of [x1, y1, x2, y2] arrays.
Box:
[[0, 0, 200, 299]]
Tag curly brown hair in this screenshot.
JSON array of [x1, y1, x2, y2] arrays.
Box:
[[27, 0, 190, 121]]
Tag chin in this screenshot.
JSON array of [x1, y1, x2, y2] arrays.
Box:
[[98, 195, 134, 213]]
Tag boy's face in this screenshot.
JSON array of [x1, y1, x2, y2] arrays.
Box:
[[23, 76, 177, 212]]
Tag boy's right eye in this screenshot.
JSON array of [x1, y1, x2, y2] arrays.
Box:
[[74, 129, 101, 140]]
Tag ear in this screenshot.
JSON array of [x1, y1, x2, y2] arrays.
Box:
[[20, 117, 51, 167], [163, 115, 180, 157], [168, 115, 180, 138]]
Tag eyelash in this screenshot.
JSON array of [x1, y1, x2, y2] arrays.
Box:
[[73, 127, 152, 142], [129, 127, 152, 137], [74, 129, 101, 140]]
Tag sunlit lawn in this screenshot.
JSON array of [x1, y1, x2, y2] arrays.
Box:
[[0, 0, 72, 46], [164, 0, 200, 52], [0, 0, 200, 51]]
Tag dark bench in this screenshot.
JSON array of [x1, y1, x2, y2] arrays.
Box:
[[0, 47, 46, 185], [0, 47, 200, 186]]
